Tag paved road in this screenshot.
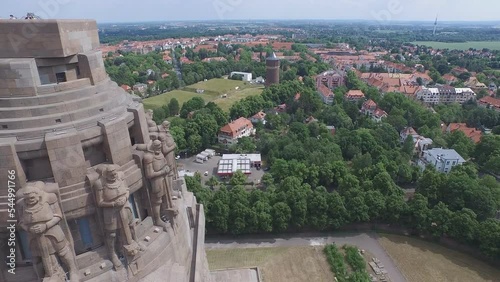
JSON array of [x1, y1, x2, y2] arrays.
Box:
[[206, 232, 407, 282]]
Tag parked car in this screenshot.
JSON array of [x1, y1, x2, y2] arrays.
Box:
[[175, 155, 180, 160], [204, 171, 209, 176]]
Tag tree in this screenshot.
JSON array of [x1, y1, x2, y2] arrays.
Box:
[[476, 219, 500, 259], [168, 98, 180, 116], [408, 193, 430, 233], [233, 136, 256, 153], [448, 208, 478, 244], [429, 202, 453, 238], [384, 194, 407, 223], [272, 202, 291, 232], [230, 170, 247, 186], [343, 189, 369, 223], [307, 187, 329, 230], [205, 176, 219, 189], [207, 188, 230, 233], [228, 186, 250, 234], [327, 191, 349, 229], [364, 190, 386, 220], [186, 131, 203, 153], [252, 200, 273, 232]]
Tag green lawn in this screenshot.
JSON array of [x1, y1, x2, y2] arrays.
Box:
[[143, 90, 209, 110], [213, 87, 264, 112], [411, 41, 500, 50], [143, 78, 263, 111], [184, 78, 246, 94]]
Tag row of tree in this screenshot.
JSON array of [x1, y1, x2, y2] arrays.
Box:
[[182, 75, 500, 260]]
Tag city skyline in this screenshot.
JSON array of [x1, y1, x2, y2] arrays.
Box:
[[3, 0, 500, 23]]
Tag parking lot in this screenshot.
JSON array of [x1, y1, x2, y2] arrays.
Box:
[[176, 154, 265, 187]]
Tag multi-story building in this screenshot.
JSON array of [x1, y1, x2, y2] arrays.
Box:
[[315, 70, 345, 89], [478, 96, 500, 112], [418, 148, 465, 173], [317, 84, 335, 104], [218, 117, 255, 145], [345, 90, 365, 102], [416, 86, 476, 104], [360, 99, 388, 122], [400, 127, 433, 157]]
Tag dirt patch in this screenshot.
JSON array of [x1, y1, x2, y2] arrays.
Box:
[[207, 246, 335, 282], [378, 234, 500, 282]]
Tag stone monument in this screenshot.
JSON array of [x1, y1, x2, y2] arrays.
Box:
[[0, 19, 213, 282], [18, 182, 80, 282], [91, 165, 143, 269]]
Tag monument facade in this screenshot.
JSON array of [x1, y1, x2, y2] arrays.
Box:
[[0, 19, 212, 282]]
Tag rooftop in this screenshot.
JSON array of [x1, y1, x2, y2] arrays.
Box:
[[425, 148, 465, 163]]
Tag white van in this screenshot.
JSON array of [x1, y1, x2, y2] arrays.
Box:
[[195, 154, 206, 163]]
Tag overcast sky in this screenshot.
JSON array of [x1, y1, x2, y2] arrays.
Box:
[[3, 0, 500, 23]]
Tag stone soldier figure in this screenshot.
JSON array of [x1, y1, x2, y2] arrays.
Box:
[[18, 181, 80, 282], [93, 165, 142, 269], [143, 140, 178, 231], [154, 120, 179, 180], [145, 109, 158, 133]]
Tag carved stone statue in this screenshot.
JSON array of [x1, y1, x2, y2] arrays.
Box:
[[145, 109, 158, 133], [18, 181, 80, 282], [142, 140, 178, 231], [154, 120, 179, 180], [93, 165, 142, 269]]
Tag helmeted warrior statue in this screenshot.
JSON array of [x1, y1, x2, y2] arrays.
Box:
[[93, 165, 142, 269], [18, 181, 80, 282], [153, 120, 179, 180], [141, 140, 178, 231]]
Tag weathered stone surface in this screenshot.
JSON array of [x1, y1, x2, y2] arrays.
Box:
[[0, 19, 213, 282]]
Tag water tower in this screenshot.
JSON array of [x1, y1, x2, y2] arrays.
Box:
[[265, 52, 280, 87]]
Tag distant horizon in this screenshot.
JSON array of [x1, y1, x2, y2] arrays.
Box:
[[96, 18, 500, 25], [4, 0, 500, 24]]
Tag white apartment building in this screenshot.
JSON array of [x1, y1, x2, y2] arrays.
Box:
[[416, 86, 476, 104], [418, 148, 465, 173]]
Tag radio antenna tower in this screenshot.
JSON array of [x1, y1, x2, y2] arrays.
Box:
[[433, 14, 438, 36]]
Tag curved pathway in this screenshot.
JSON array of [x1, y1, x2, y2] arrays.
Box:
[[206, 232, 406, 282]]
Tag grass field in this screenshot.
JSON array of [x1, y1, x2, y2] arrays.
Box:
[[143, 78, 263, 111], [142, 90, 208, 110], [213, 87, 263, 112], [378, 234, 500, 282], [185, 78, 246, 94], [206, 246, 334, 282], [412, 41, 500, 50]]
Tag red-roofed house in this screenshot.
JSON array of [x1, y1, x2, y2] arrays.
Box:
[[250, 111, 266, 125], [360, 99, 387, 122], [443, 74, 458, 85], [218, 117, 255, 145], [478, 96, 500, 112], [345, 90, 365, 102], [180, 57, 193, 64], [317, 84, 335, 104], [121, 84, 132, 93], [271, 42, 293, 50], [446, 123, 482, 144]]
